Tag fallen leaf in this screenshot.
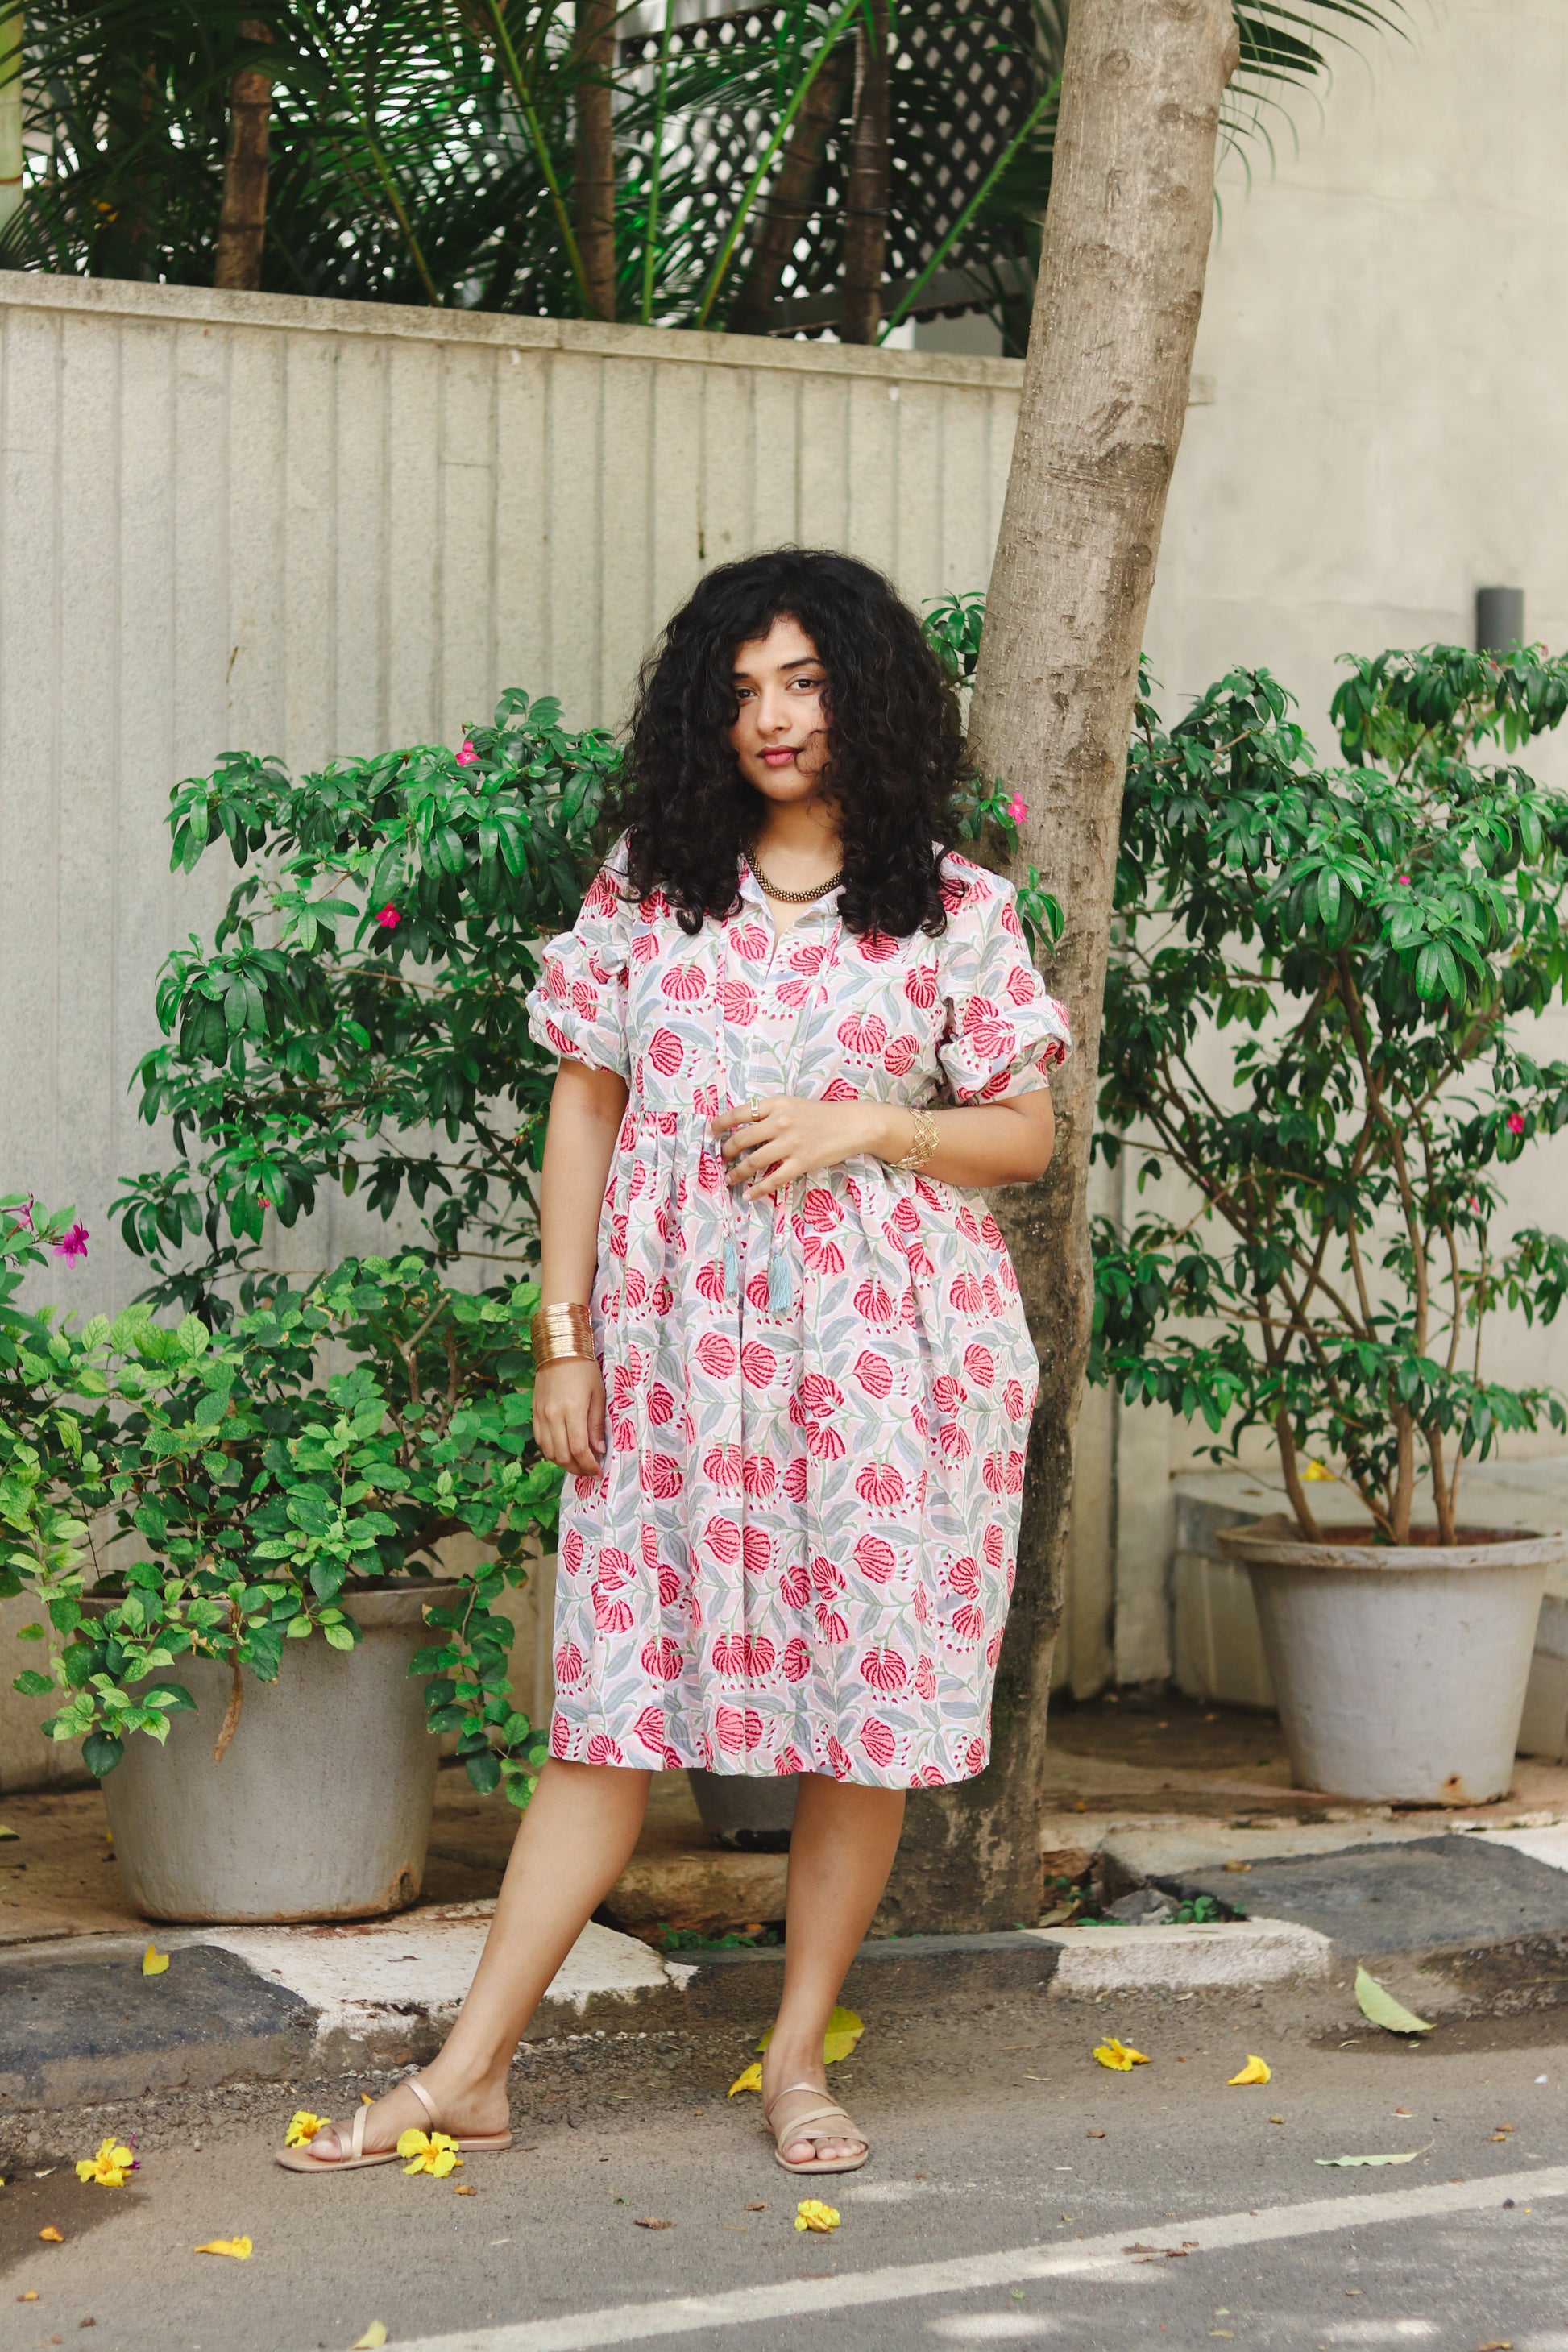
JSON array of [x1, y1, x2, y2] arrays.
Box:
[[1315, 2152, 1421, 2168], [193, 2238, 253, 2259], [794, 2199, 840, 2234], [1087, 2130, 1105, 2139], [728, 2062, 763, 2098], [39, 2229, 64, 2243], [1354, 1965, 1432, 2037], [1093, 2038, 1149, 2071], [1222, 1860, 1252, 1873], [1475, 2342, 1513, 2350], [453, 2184, 476, 2196], [745, 2201, 767, 2212], [141, 1943, 169, 1978], [757, 2006, 864, 2067], [634, 2217, 674, 2230], [1270, 2114, 1285, 2125], [1228, 2055, 1271, 2087], [0, 1824, 18, 1840], [351, 2325, 388, 2349], [19, 2291, 39, 2301]]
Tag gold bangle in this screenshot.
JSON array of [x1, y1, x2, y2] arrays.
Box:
[[890, 1106, 940, 1173], [529, 1301, 595, 1369]]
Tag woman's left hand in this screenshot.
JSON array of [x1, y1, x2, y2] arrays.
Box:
[[710, 1095, 894, 1198]]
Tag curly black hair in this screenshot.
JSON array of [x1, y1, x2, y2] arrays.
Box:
[[613, 547, 971, 939]]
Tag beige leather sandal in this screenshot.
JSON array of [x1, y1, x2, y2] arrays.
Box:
[[763, 2080, 870, 2176], [274, 2074, 513, 2173]]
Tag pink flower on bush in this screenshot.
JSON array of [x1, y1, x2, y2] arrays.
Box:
[[376, 905, 400, 931], [456, 739, 479, 767], [1396, 873, 1412, 886], [52, 1222, 89, 1262], [1507, 1111, 1526, 1135], [1006, 794, 1027, 826]]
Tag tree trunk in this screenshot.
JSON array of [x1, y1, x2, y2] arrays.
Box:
[[879, 0, 1239, 1934], [574, 0, 616, 321], [728, 44, 852, 337], [213, 19, 273, 292], [838, 0, 887, 345]]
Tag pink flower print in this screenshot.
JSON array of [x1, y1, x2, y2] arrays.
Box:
[[1508, 1111, 1526, 1134], [633, 1707, 668, 1753], [1006, 793, 1027, 825], [52, 1222, 89, 1261], [860, 1717, 898, 1768], [456, 738, 479, 766], [782, 1637, 811, 1682], [860, 1645, 908, 1695], [376, 904, 400, 930], [852, 1533, 897, 1584]]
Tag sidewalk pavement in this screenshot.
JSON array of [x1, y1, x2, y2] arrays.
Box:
[[7, 1737, 1568, 2113]]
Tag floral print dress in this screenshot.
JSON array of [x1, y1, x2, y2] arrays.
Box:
[[524, 840, 1070, 1788]]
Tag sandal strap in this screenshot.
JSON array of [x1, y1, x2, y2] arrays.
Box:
[[350, 2105, 367, 2162], [765, 2086, 859, 2143], [404, 2075, 439, 2131]]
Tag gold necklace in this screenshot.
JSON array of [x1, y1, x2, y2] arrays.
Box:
[[746, 847, 844, 904]]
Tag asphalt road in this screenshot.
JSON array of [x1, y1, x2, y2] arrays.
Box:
[[4, 1989, 1566, 2352]]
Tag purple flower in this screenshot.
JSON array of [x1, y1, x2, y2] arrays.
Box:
[[52, 1222, 89, 1262], [456, 740, 479, 768], [1507, 1111, 1526, 1135], [376, 905, 401, 931], [15, 1194, 35, 1235]]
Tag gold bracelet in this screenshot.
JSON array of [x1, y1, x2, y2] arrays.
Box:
[[890, 1106, 940, 1173], [529, 1300, 595, 1368]]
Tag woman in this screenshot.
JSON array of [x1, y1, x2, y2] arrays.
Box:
[[280, 548, 1068, 2181]]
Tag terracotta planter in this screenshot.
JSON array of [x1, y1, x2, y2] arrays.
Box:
[[92, 1583, 440, 1923], [1217, 1516, 1566, 1803]]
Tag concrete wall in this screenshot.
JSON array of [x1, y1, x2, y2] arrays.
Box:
[[0, 275, 1022, 1315]]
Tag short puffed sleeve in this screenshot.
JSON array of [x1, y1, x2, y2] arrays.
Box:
[[934, 858, 1072, 1104], [525, 837, 637, 1079]]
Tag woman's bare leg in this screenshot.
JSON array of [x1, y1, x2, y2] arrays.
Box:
[[309, 1759, 650, 2156], [759, 1774, 906, 2166]]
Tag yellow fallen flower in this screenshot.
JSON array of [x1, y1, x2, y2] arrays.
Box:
[[397, 2129, 463, 2180], [76, 2139, 135, 2188], [39, 2227, 64, 2243], [1228, 2055, 1271, 2086], [1093, 2038, 1150, 2071], [757, 2006, 864, 2066], [351, 2325, 388, 2349], [284, 2111, 330, 2149], [142, 1943, 170, 1977], [728, 2062, 763, 2098], [194, 2238, 253, 2259], [794, 2198, 840, 2234]]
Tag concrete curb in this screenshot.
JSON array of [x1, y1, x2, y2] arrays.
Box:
[[9, 1816, 1568, 2111]]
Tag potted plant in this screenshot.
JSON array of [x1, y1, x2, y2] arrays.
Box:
[[1091, 645, 1568, 1803], [2, 1207, 559, 1919]]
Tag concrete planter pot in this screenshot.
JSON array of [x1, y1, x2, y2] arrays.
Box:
[[687, 1768, 799, 1852], [1217, 1516, 1566, 1803], [92, 1583, 440, 1923]]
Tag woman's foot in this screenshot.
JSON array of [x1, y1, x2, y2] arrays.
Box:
[[760, 2064, 868, 2170], [305, 2065, 510, 2163]]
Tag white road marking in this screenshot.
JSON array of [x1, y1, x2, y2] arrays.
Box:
[[376, 2161, 1568, 2352]]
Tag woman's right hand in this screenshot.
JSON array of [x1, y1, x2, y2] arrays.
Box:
[[533, 1356, 607, 1476]]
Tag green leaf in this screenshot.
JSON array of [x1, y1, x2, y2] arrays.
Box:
[[82, 1732, 125, 1777], [12, 1670, 54, 1697], [1354, 1965, 1433, 2036]]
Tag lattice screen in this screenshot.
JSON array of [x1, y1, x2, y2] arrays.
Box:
[[619, 0, 1048, 329]]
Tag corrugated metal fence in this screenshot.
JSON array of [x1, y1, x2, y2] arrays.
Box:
[[0, 273, 1023, 1309]]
